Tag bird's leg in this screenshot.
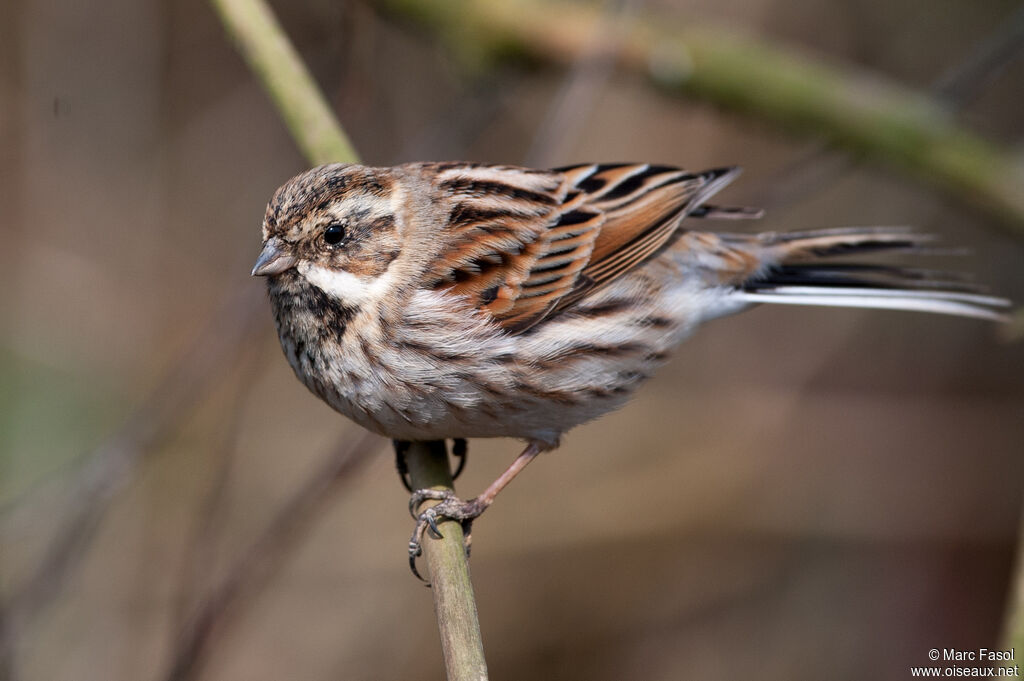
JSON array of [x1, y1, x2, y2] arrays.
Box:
[[395, 438, 466, 493], [408, 441, 544, 576], [393, 439, 413, 492], [451, 438, 468, 481]]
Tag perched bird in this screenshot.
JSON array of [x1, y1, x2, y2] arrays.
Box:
[[252, 161, 1008, 569]]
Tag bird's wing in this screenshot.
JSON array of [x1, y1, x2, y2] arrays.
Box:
[[423, 162, 740, 333]]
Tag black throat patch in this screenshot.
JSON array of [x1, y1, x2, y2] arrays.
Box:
[[269, 275, 360, 343]]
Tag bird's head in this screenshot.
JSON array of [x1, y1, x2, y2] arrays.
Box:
[[251, 163, 412, 305]]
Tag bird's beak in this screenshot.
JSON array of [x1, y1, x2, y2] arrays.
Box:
[[251, 238, 297, 276]]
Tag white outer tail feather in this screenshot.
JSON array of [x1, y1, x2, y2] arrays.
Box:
[[734, 286, 1010, 322]]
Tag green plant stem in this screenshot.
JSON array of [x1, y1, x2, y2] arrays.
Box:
[[1004, 509, 1024, 661], [210, 1, 487, 677], [404, 442, 489, 681], [211, 0, 359, 165], [375, 0, 1024, 236]]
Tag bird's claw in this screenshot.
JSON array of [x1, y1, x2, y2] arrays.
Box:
[[407, 489, 487, 582], [408, 488, 453, 519], [407, 533, 427, 582]]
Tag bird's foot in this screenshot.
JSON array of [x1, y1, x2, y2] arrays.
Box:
[[407, 489, 488, 582]]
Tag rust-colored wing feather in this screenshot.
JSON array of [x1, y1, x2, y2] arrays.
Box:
[[423, 162, 741, 333]]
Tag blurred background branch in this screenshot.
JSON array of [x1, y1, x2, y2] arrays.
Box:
[[1004, 507, 1024, 668], [743, 3, 1024, 214], [162, 431, 380, 681], [523, 0, 640, 168], [374, 0, 1024, 236], [1, 286, 265, 673], [932, 5, 1024, 109]]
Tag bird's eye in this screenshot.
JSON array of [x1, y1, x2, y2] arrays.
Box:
[[324, 222, 346, 245]]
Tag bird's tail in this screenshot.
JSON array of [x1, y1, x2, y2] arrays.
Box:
[[725, 227, 1010, 321]]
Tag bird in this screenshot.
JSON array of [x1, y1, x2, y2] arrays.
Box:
[[251, 161, 1008, 573]]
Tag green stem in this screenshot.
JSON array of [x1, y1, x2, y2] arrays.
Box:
[[404, 442, 489, 681], [211, 0, 359, 165]]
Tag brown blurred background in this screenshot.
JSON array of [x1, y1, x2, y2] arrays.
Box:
[[2, 0, 1024, 680]]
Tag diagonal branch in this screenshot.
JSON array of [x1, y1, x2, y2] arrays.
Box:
[[374, 0, 1024, 236], [211, 0, 359, 165]]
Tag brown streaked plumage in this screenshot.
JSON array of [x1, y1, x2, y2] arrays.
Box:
[[252, 161, 1009, 572]]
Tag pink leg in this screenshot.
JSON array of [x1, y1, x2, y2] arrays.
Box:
[[471, 441, 543, 509]]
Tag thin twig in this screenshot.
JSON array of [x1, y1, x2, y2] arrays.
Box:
[[524, 0, 640, 167], [161, 431, 381, 681], [403, 74, 519, 161], [171, 343, 266, 634], [933, 5, 1024, 110], [1005, 505, 1024, 644]]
